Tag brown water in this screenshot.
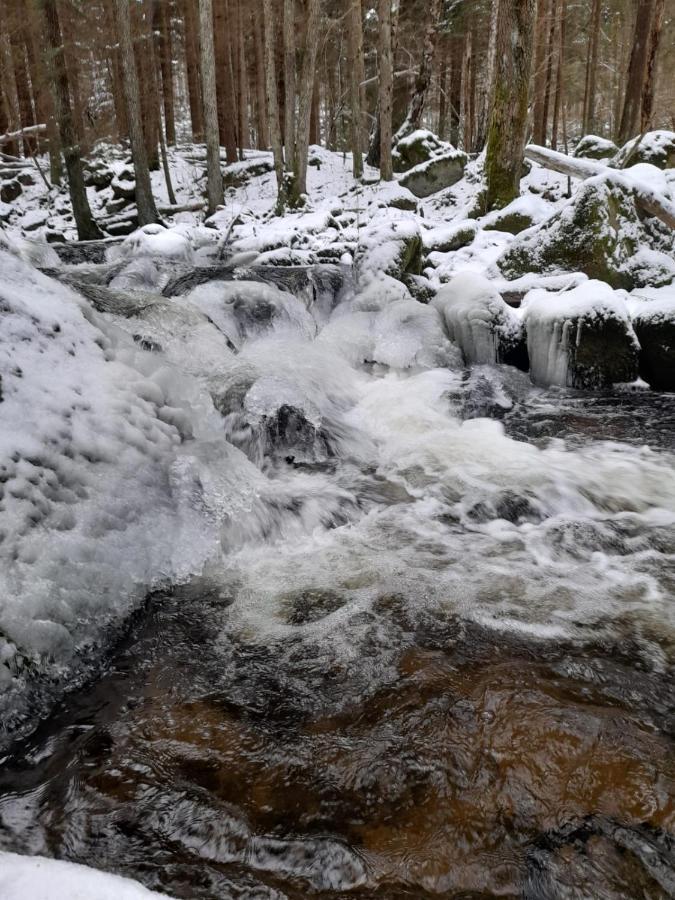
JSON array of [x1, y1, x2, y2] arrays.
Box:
[[0, 572, 673, 899]]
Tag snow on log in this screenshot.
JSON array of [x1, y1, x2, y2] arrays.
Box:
[[0, 124, 47, 146], [524, 143, 675, 231]]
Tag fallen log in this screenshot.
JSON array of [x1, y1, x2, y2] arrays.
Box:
[[0, 124, 47, 146], [524, 144, 675, 231]]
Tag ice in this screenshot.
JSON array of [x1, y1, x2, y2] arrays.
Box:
[[0, 851, 171, 899], [118, 224, 194, 263]]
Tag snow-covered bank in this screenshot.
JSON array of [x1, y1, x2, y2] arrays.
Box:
[[0, 852, 171, 899]]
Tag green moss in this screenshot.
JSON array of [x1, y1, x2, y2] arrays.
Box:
[[484, 212, 534, 235], [569, 314, 639, 388]]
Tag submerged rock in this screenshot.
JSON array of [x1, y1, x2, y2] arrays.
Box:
[[522, 281, 639, 388], [433, 272, 528, 369], [499, 173, 675, 290]]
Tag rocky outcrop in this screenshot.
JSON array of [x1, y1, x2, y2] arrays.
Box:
[[573, 135, 619, 160], [631, 298, 675, 391], [613, 130, 675, 170], [499, 173, 675, 290]]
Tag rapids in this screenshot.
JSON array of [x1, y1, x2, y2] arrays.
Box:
[[1, 262, 674, 898]]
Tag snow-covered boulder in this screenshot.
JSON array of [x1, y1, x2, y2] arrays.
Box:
[[355, 217, 423, 281], [120, 224, 194, 263], [0, 852, 170, 899], [522, 281, 639, 388], [630, 291, 675, 391], [400, 149, 468, 198], [573, 135, 619, 161], [423, 221, 478, 254], [111, 168, 136, 200], [1, 178, 22, 202], [613, 130, 675, 170], [481, 195, 552, 236], [433, 272, 527, 369], [498, 172, 675, 290], [392, 129, 449, 172]]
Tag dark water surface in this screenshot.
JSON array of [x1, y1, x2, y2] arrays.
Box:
[[1, 385, 674, 899]]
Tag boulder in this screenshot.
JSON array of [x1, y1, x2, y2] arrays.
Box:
[[0, 201, 11, 222], [1, 179, 22, 203], [613, 130, 675, 170], [631, 297, 675, 391], [400, 149, 468, 198], [423, 222, 477, 253], [573, 135, 619, 161], [498, 173, 675, 290], [17, 172, 35, 187], [111, 169, 136, 200], [393, 129, 448, 172], [355, 218, 424, 281], [21, 209, 49, 232], [522, 282, 639, 388], [223, 158, 274, 188], [84, 161, 114, 190], [433, 272, 528, 369]]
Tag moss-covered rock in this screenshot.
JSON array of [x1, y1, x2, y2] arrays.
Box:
[[392, 129, 447, 172], [573, 135, 619, 160], [423, 221, 478, 254], [484, 211, 535, 235], [223, 159, 275, 188], [400, 150, 468, 199], [631, 301, 675, 391], [498, 174, 675, 290], [355, 219, 424, 280], [612, 130, 675, 170]]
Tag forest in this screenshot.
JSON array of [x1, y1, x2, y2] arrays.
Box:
[[0, 0, 675, 898]]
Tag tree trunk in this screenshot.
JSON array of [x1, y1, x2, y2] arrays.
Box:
[[310, 76, 320, 146], [262, 0, 286, 209], [198, 0, 224, 215], [114, 0, 159, 225], [618, 0, 657, 143], [213, 0, 238, 162], [378, 0, 393, 180], [476, 0, 500, 150], [283, 0, 296, 173], [183, 0, 204, 141], [550, 0, 566, 150], [139, 0, 161, 172], [460, 27, 473, 151], [640, 0, 665, 133], [394, 0, 442, 141], [40, 0, 102, 239], [448, 32, 463, 146], [0, 31, 22, 158], [7, 3, 37, 156], [484, 0, 536, 211], [347, 0, 364, 178], [236, 0, 249, 152], [531, 0, 550, 145], [287, 0, 320, 206], [157, 0, 176, 144], [253, 2, 269, 148], [582, 0, 602, 134], [540, 0, 557, 144]]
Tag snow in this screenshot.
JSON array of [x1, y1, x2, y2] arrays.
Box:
[[118, 224, 194, 262], [0, 852, 171, 899]]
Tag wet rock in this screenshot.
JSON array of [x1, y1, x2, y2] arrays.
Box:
[[51, 240, 117, 265], [1, 179, 21, 203], [573, 134, 619, 160], [433, 272, 528, 369], [281, 588, 346, 625], [499, 173, 675, 290], [523, 282, 640, 389], [631, 300, 675, 391], [467, 491, 543, 525], [400, 150, 468, 198]]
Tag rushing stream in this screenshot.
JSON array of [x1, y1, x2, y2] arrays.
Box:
[[1, 261, 674, 898]]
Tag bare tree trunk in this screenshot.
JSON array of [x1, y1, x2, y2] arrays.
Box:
[[263, 0, 286, 209], [437, 33, 448, 139], [40, 0, 102, 239], [7, 3, 37, 156], [310, 76, 320, 146], [476, 0, 500, 150], [198, 0, 224, 215], [460, 27, 473, 150], [531, 0, 550, 145], [283, 0, 296, 174], [139, 0, 161, 172], [236, 0, 249, 151], [157, 0, 176, 145], [213, 0, 238, 162], [448, 32, 463, 146], [484, 0, 536, 211], [582, 0, 602, 134], [640, 0, 665, 133], [540, 0, 557, 144], [0, 39, 18, 157], [618, 0, 657, 143], [394, 0, 442, 140], [114, 0, 159, 225], [550, 0, 566, 149], [183, 0, 204, 141], [378, 0, 393, 180], [287, 0, 320, 206], [253, 2, 269, 148], [347, 0, 364, 178]]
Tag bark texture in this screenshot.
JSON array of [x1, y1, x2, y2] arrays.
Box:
[[198, 0, 224, 215]]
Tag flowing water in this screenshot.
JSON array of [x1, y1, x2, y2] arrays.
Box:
[[1, 265, 674, 899]]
